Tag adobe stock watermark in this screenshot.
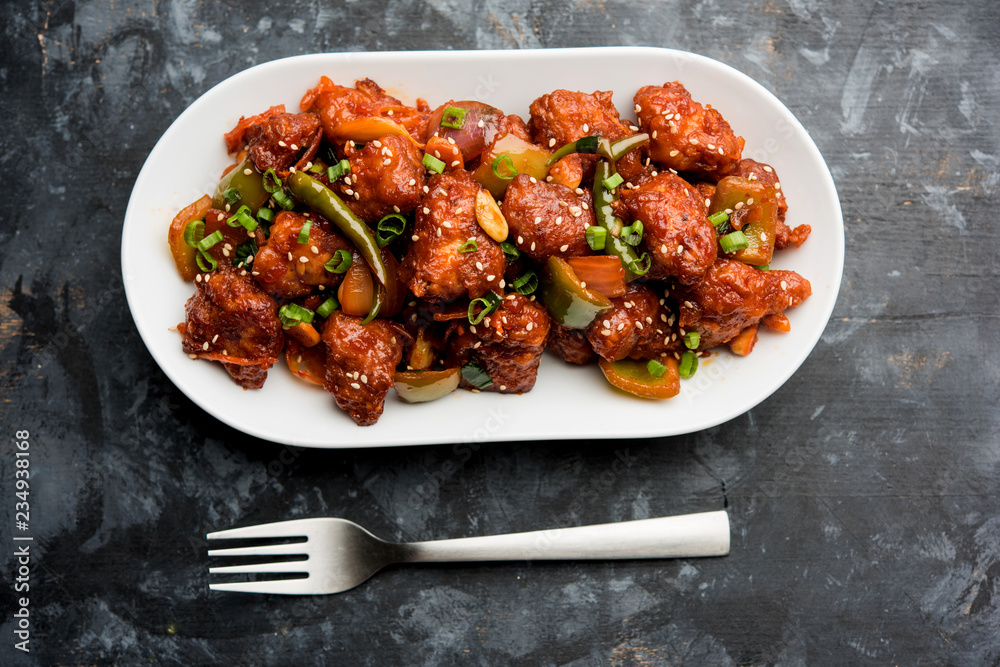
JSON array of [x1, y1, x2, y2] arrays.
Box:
[[531, 448, 640, 553], [405, 406, 510, 510]]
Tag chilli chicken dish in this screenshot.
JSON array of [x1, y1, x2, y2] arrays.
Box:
[[167, 76, 812, 426]]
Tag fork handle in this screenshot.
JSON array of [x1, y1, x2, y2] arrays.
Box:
[[399, 510, 729, 562]]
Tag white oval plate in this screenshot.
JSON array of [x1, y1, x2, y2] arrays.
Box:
[[122, 47, 844, 448]]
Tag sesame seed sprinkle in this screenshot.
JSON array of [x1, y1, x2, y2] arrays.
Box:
[[350, 382, 361, 390]]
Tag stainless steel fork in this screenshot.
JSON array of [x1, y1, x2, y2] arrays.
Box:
[[206, 511, 730, 595]]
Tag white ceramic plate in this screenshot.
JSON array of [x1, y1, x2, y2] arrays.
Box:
[[122, 47, 844, 448]]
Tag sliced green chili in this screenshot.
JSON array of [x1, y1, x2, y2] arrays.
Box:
[[546, 135, 600, 166]]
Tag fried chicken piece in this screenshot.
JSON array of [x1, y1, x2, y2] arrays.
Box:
[[301, 77, 430, 144], [321, 311, 406, 426], [178, 266, 284, 389], [448, 294, 551, 393], [501, 174, 595, 262], [335, 134, 426, 223], [728, 158, 810, 249], [674, 258, 811, 349], [252, 211, 353, 299], [244, 112, 322, 173], [634, 82, 744, 179], [546, 322, 595, 365], [401, 170, 505, 301], [585, 282, 678, 362], [615, 172, 717, 285]]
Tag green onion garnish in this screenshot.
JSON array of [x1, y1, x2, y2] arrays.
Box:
[[227, 205, 258, 233], [324, 249, 352, 274], [297, 220, 312, 244], [222, 187, 242, 206], [316, 296, 339, 318], [309, 161, 326, 173], [683, 331, 700, 350], [376, 213, 407, 247], [719, 230, 749, 254], [500, 241, 521, 262], [620, 220, 643, 246], [758, 264, 770, 271], [233, 240, 258, 267], [278, 303, 315, 328], [256, 207, 275, 224], [646, 359, 667, 378], [262, 168, 282, 194], [468, 291, 502, 325], [183, 220, 205, 248], [707, 211, 729, 227], [585, 226, 607, 251], [461, 361, 494, 389], [272, 190, 295, 211], [512, 270, 538, 295], [679, 351, 698, 379], [491, 154, 517, 181], [196, 230, 224, 252], [422, 153, 446, 174], [458, 238, 478, 253], [602, 172, 624, 191], [196, 251, 217, 272], [327, 159, 351, 182], [627, 252, 651, 276], [440, 106, 468, 129]]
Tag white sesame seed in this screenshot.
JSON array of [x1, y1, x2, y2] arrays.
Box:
[[690, 138, 699, 145], [361, 374, 368, 384], [423, 186, 430, 193], [535, 216, 542, 224], [529, 176, 537, 184], [242, 168, 253, 176], [617, 322, 625, 331], [707, 143, 716, 150], [705, 198, 712, 207], [278, 140, 287, 147], [735, 201, 744, 210], [473, 341, 482, 349], [345, 188, 354, 196], [652, 131, 658, 139], [684, 300, 694, 308], [287, 251, 294, 261], [373, 140, 382, 147], [476, 261, 484, 270], [781, 280, 788, 290], [487, 274, 496, 281], [499, 385, 507, 391], [383, 158, 392, 166], [517, 235, 524, 244], [549, 138, 556, 147], [575, 188, 585, 195], [775, 182, 782, 190], [763, 165, 773, 173], [582, 123, 589, 133], [636, 322, 644, 330], [409, 178, 417, 186], [195, 274, 202, 283], [559, 244, 569, 252], [676, 245, 684, 255], [527, 322, 534, 331], [634, 104, 642, 113], [442, 221, 452, 228], [478, 119, 485, 128], [411, 234, 419, 241], [669, 149, 679, 157], [499, 278, 506, 288], [747, 198, 755, 205], [299, 256, 308, 263], [350, 382, 361, 390], [718, 147, 725, 155], [601, 329, 611, 336], [436, 228, 442, 237], [555, 216, 562, 225], [202, 341, 209, 350], [530, 242, 536, 251]]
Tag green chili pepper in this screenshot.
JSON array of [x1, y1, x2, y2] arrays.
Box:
[[601, 133, 650, 162], [212, 158, 270, 214], [593, 160, 646, 282], [285, 171, 389, 288], [545, 135, 601, 166], [538, 256, 612, 329]]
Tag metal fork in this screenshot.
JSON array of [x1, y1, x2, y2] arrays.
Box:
[[207, 511, 730, 595]]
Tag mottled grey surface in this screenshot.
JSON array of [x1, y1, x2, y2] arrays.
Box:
[[1, 0, 999, 664]]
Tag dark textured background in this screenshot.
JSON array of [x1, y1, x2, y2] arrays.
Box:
[[2, 0, 999, 664]]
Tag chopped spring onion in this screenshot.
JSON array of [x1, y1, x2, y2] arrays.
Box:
[[683, 331, 700, 350], [376, 213, 407, 247], [679, 351, 698, 379], [468, 291, 502, 325], [324, 249, 352, 274], [227, 205, 258, 233], [297, 220, 312, 244], [196, 230, 224, 252], [440, 106, 468, 129], [316, 296, 340, 318], [256, 207, 275, 224], [279, 303, 315, 328], [585, 225, 607, 251], [626, 252, 651, 276], [646, 359, 667, 378], [602, 172, 624, 191], [271, 190, 295, 211], [491, 154, 517, 181], [620, 220, 643, 246], [262, 168, 282, 194], [233, 240, 258, 267], [183, 220, 205, 248], [458, 238, 478, 253], [196, 251, 217, 272], [222, 187, 242, 206], [327, 159, 351, 182], [422, 153, 446, 174], [512, 270, 538, 295], [758, 264, 770, 271], [719, 230, 749, 254], [707, 211, 729, 227], [461, 361, 494, 389], [308, 161, 326, 173], [500, 241, 521, 262]]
